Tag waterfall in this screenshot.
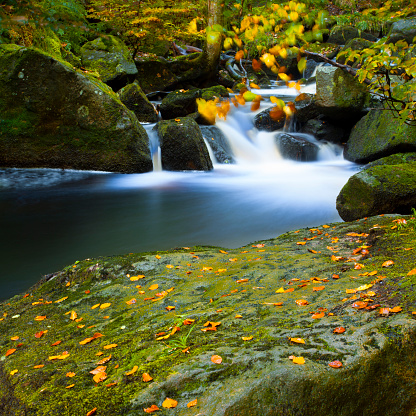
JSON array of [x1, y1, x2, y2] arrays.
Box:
[[143, 124, 162, 172]]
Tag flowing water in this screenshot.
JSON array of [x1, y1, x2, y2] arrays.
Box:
[[0, 83, 359, 300]]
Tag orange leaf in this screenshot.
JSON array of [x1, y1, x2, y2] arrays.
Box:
[[291, 356, 305, 364], [126, 298, 137, 305], [235, 50, 244, 60], [351, 301, 367, 309], [89, 365, 107, 375], [93, 371, 107, 383], [69, 311, 77, 321], [51, 340, 62, 346], [125, 365, 138, 376], [149, 284, 159, 291], [331, 255, 343, 262], [389, 306, 402, 313], [86, 408, 97, 416], [35, 331, 46, 338], [66, 384, 75, 389], [329, 360, 343, 368], [130, 275, 145, 281], [187, 399, 198, 408], [5, 348, 16, 357], [162, 398, 178, 409], [103, 344, 117, 350], [332, 274, 340, 279], [379, 307, 390, 316], [312, 286, 325, 291], [311, 312, 325, 319], [252, 58, 262, 71], [165, 306, 175, 311], [34, 365, 45, 369], [35, 316, 46, 321], [236, 278, 248, 283], [295, 299, 309, 306], [142, 372, 153, 382], [97, 355, 112, 365], [382, 260, 394, 267], [296, 241, 306, 245], [99, 303, 111, 309], [333, 327, 346, 334], [407, 269, 416, 276], [144, 405, 160, 413], [10, 336, 19, 341], [242, 336, 253, 341], [66, 372, 76, 377], [211, 355, 222, 364]]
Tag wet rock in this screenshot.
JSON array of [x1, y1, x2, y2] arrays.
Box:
[[157, 117, 213, 171], [80, 35, 138, 90], [387, 17, 416, 44], [294, 93, 320, 123], [344, 109, 416, 163], [2, 215, 416, 415], [315, 66, 370, 121], [275, 132, 319, 161], [254, 106, 286, 132], [336, 162, 416, 221], [300, 115, 351, 145], [118, 82, 158, 123], [328, 25, 377, 44], [200, 125, 235, 163], [336, 38, 374, 66], [0, 46, 152, 173]]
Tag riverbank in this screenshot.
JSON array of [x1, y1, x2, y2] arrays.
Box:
[[1, 214, 416, 415]]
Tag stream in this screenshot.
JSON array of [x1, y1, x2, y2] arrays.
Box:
[[0, 82, 359, 300]]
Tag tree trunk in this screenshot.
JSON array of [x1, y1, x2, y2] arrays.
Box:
[[204, 0, 224, 76]]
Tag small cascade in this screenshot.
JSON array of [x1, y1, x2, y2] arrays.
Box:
[[143, 124, 162, 171], [203, 138, 218, 164]]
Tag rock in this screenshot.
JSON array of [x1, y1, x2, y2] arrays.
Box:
[[336, 38, 374, 65], [387, 17, 416, 44], [327, 25, 377, 44], [80, 35, 138, 90], [275, 132, 320, 161], [135, 56, 178, 93], [118, 82, 158, 123], [344, 109, 416, 163], [200, 125, 235, 163], [336, 162, 416, 221], [300, 116, 351, 145], [159, 86, 229, 120], [2, 214, 416, 415], [315, 66, 370, 121], [254, 106, 286, 132], [294, 93, 320, 123], [0, 46, 152, 173], [157, 117, 213, 170]]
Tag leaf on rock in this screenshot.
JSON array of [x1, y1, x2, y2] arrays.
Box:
[[211, 355, 222, 364], [142, 372, 153, 382], [162, 398, 178, 409], [144, 404, 160, 413], [289, 338, 305, 344], [5, 348, 16, 357], [295, 299, 309, 306], [329, 360, 343, 368], [333, 327, 346, 334], [187, 399, 198, 408], [125, 365, 138, 376], [382, 260, 394, 267]]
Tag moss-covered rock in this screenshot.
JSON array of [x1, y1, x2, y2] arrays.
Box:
[[275, 132, 320, 161], [118, 82, 158, 123], [336, 162, 416, 220], [0, 46, 152, 173], [387, 17, 416, 44], [135, 56, 178, 93], [328, 25, 377, 44], [157, 117, 213, 171], [344, 109, 416, 163], [337, 37, 374, 66], [2, 215, 416, 415], [315, 66, 370, 121], [80, 35, 137, 89]]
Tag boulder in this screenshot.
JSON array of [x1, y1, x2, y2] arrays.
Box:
[[135, 56, 178, 93], [294, 93, 320, 123], [315, 66, 370, 121], [2, 214, 416, 415], [80, 35, 138, 90], [275, 132, 320, 161], [0, 46, 152, 173], [118, 82, 158, 123], [254, 106, 286, 132], [200, 125, 235, 163], [344, 109, 416, 163], [300, 116, 350, 145], [336, 162, 416, 221], [327, 25, 377, 44], [336, 38, 374, 66], [387, 17, 416, 44], [157, 117, 213, 171], [159, 86, 229, 120]]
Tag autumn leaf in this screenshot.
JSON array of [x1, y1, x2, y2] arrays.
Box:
[[242, 336, 253, 341], [66, 372, 76, 377], [126, 298, 136, 305], [382, 260, 394, 267], [69, 311, 77, 321], [35, 316, 46, 321], [86, 408, 97, 416], [333, 327, 346, 334], [289, 338, 305, 344], [329, 360, 343, 368], [100, 303, 111, 309], [311, 312, 325, 319], [291, 356, 305, 364], [187, 399, 198, 408], [389, 306, 402, 313], [97, 355, 112, 365], [49, 351, 70, 360], [91, 304, 100, 309], [407, 269, 416, 276], [276, 287, 285, 293], [331, 255, 343, 262], [142, 372, 153, 382], [10, 336, 19, 341], [66, 384, 75, 389], [162, 398, 178, 409], [144, 404, 160, 413], [35, 331, 46, 338], [312, 286, 325, 291], [125, 365, 138, 376], [148, 284, 159, 291], [130, 275, 144, 281], [34, 365, 45, 369], [51, 341, 62, 346], [236, 279, 248, 283], [93, 371, 107, 383], [211, 355, 222, 364], [296, 241, 306, 245], [54, 296, 68, 303], [103, 344, 118, 350], [295, 299, 309, 306], [352, 301, 367, 309], [5, 348, 16, 357], [379, 307, 390, 316], [10, 369, 18, 375]]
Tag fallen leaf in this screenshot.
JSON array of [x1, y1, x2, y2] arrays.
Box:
[[130, 275, 145, 281], [379, 307, 390, 316], [35, 331, 46, 338], [333, 327, 346, 334], [296, 242, 306, 245], [382, 260, 394, 267], [142, 372, 153, 382], [125, 365, 138, 376], [5, 348, 16, 357], [69, 311, 77, 321], [211, 355, 222, 364], [312, 286, 325, 291], [51, 341, 62, 346], [144, 404, 160, 413], [311, 312, 325, 319], [289, 338, 305, 344], [10, 369, 18, 375], [187, 399, 197, 408], [126, 298, 137, 305], [295, 299, 309, 306], [352, 301, 367, 309], [66, 372, 76, 377], [66, 384, 75, 389], [242, 336, 253, 341], [34, 365, 45, 369], [329, 360, 343, 368], [291, 356, 305, 364], [275, 287, 285, 293], [49, 351, 70, 360], [162, 398, 178, 408], [389, 306, 402, 313], [99, 303, 111, 309], [86, 408, 97, 416], [91, 304, 100, 309], [54, 297, 68, 303], [93, 371, 107, 383], [331, 255, 343, 262], [407, 269, 416, 276], [165, 306, 175, 311], [35, 316, 46, 321], [149, 284, 159, 291], [97, 355, 112, 365], [103, 344, 118, 350], [10, 336, 19, 341]]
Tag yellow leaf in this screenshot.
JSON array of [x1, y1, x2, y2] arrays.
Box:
[[382, 260, 394, 267], [289, 338, 305, 344], [34, 364, 45, 369], [100, 303, 111, 309], [66, 384, 75, 389], [155, 255, 161, 259], [69, 311, 77, 321], [125, 365, 139, 376], [149, 284, 159, 291], [275, 287, 285, 293], [250, 82, 260, 89], [93, 371, 107, 383], [292, 356, 305, 364], [407, 268, 416, 276], [242, 336, 253, 341], [162, 398, 178, 408], [278, 73, 290, 82], [35, 316, 47, 321], [356, 284, 373, 291], [10, 369, 18, 375], [130, 275, 145, 281], [166, 265, 174, 269], [54, 297, 68, 303], [235, 314, 243, 318], [103, 344, 118, 350], [49, 352, 70, 360], [346, 289, 356, 294], [187, 399, 198, 408], [142, 372, 153, 382], [66, 372, 76, 377]]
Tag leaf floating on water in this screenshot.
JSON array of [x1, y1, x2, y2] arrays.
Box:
[[144, 404, 160, 413], [187, 399, 198, 408], [329, 360, 343, 368], [211, 355, 222, 364]]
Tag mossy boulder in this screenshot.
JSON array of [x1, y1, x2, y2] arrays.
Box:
[[387, 18, 416, 44], [336, 162, 416, 221], [80, 35, 138, 90], [135, 56, 178, 93], [2, 215, 416, 415], [275, 132, 320, 161], [344, 109, 416, 163], [118, 82, 158, 123], [156, 117, 213, 171], [327, 25, 377, 44], [337, 38, 374, 66], [0, 46, 152, 173], [315, 66, 370, 121]]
